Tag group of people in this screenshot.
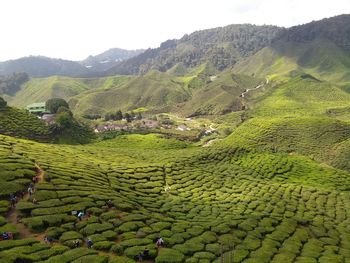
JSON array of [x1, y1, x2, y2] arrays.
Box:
[[10, 177, 38, 208], [136, 237, 165, 262], [0, 232, 13, 241]]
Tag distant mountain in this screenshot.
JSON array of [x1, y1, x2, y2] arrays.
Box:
[[81, 48, 145, 72], [0, 56, 89, 78], [0, 48, 144, 78], [107, 24, 282, 75]]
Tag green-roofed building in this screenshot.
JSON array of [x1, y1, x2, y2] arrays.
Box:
[[26, 102, 48, 115]]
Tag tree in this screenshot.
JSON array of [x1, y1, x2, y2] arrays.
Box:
[[124, 112, 132, 123], [55, 111, 73, 129], [0, 97, 7, 110], [115, 110, 123, 120], [56, 106, 73, 117], [46, 98, 69, 114]]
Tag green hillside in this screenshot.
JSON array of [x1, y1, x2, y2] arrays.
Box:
[[0, 106, 51, 141], [108, 24, 281, 75], [6, 76, 93, 108], [233, 38, 350, 84], [70, 71, 186, 115], [5, 75, 133, 109], [224, 76, 350, 171]]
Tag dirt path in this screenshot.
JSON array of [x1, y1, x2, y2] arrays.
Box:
[[202, 138, 222, 147], [240, 78, 269, 98], [6, 164, 45, 240]]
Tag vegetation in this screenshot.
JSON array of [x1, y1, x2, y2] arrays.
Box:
[[0, 72, 29, 95], [0, 105, 51, 141], [0, 97, 7, 109], [108, 24, 281, 74], [46, 98, 70, 114], [0, 13, 350, 263]]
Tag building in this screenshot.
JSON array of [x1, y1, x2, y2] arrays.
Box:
[[41, 114, 56, 125], [26, 102, 48, 115]]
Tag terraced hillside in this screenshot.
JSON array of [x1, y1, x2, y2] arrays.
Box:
[[225, 75, 350, 171], [0, 130, 350, 263], [0, 106, 51, 142]]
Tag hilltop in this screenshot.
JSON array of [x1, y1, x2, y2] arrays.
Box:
[[0, 48, 143, 78], [233, 15, 350, 84], [108, 24, 281, 75]]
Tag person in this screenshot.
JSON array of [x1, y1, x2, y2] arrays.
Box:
[[137, 252, 143, 262], [106, 200, 113, 208], [2, 232, 9, 240], [73, 239, 80, 248], [156, 237, 164, 247], [47, 236, 53, 244], [77, 211, 84, 221], [87, 238, 93, 248], [17, 191, 25, 199], [28, 187, 34, 196], [2, 232, 12, 240], [143, 247, 150, 259], [10, 196, 16, 207]]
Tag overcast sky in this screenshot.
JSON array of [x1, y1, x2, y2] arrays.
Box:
[[0, 0, 349, 61]]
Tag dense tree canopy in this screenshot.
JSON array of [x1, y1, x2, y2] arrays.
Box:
[[0, 72, 29, 95], [46, 98, 69, 114], [0, 97, 7, 109]]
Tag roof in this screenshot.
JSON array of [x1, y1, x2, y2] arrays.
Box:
[[26, 102, 46, 109], [26, 102, 48, 113]]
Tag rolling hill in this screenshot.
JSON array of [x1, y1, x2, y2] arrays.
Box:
[[108, 24, 282, 75], [233, 15, 350, 84], [1, 14, 350, 263], [0, 56, 90, 78]]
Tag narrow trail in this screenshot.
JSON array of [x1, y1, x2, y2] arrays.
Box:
[[6, 164, 45, 241], [240, 77, 269, 98]]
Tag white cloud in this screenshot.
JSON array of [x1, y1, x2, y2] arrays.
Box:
[[0, 0, 349, 61]]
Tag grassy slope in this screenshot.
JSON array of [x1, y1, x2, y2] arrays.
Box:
[[224, 76, 350, 171], [4, 63, 261, 117], [70, 71, 188, 115], [7, 76, 91, 108], [6, 75, 134, 109], [178, 70, 262, 116], [233, 38, 350, 84]]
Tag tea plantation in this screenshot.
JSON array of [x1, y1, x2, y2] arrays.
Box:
[[0, 130, 349, 263]]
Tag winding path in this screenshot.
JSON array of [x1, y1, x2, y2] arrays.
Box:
[[240, 78, 269, 98], [6, 164, 45, 240]]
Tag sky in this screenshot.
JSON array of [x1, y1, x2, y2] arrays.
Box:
[[0, 0, 349, 62]]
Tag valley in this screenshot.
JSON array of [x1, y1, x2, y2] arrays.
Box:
[[0, 13, 350, 263]]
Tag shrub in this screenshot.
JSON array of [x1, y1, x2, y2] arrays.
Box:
[[124, 245, 157, 259], [46, 248, 97, 262], [71, 255, 108, 263], [59, 231, 83, 242], [92, 241, 114, 251], [155, 248, 185, 263], [110, 244, 124, 255]]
